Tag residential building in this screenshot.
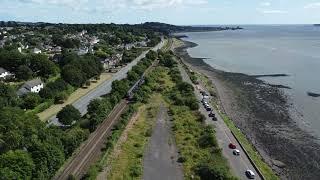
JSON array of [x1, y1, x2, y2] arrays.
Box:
[[17, 79, 44, 96], [33, 48, 42, 54], [77, 47, 88, 55], [0, 67, 11, 79]]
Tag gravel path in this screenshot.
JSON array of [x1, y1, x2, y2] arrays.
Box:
[[143, 104, 184, 180]]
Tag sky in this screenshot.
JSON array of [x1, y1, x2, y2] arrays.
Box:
[[0, 0, 320, 25]]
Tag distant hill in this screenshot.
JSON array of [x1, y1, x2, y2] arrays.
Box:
[[0, 21, 242, 35], [314, 24, 320, 26], [140, 22, 242, 35]]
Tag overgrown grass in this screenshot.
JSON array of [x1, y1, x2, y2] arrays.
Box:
[[106, 94, 162, 179], [169, 106, 234, 180], [198, 73, 279, 180]]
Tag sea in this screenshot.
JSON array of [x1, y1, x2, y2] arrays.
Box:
[[182, 25, 320, 137]]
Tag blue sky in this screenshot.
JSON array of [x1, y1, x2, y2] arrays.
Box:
[[0, 0, 320, 24]]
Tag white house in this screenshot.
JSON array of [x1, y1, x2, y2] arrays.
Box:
[[17, 79, 44, 96], [0, 67, 11, 79], [77, 47, 88, 55], [33, 48, 42, 54]]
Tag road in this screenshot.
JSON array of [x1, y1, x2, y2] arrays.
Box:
[[53, 100, 128, 180], [49, 39, 165, 125], [143, 104, 183, 180], [178, 65, 261, 180]]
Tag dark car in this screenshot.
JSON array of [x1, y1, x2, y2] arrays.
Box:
[[229, 143, 236, 149], [209, 112, 215, 117], [206, 107, 212, 111], [212, 116, 217, 121]]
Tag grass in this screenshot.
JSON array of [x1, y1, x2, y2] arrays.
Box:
[[197, 72, 279, 180], [37, 73, 112, 121], [107, 94, 162, 180]]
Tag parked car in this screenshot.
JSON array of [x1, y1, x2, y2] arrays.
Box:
[[233, 149, 240, 156], [206, 107, 212, 111], [212, 116, 217, 121], [229, 143, 236, 149], [209, 112, 215, 117], [245, 170, 255, 179]]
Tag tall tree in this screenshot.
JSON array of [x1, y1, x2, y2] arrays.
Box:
[[57, 105, 81, 126]]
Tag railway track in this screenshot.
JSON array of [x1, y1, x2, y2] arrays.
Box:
[[53, 100, 128, 180]]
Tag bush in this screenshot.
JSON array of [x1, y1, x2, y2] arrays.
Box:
[[195, 162, 236, 180]]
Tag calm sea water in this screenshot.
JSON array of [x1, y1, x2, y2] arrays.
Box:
[[182, 25, 320, 137]]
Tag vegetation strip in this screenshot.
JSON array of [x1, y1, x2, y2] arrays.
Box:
[[187, 63, 278, 180]]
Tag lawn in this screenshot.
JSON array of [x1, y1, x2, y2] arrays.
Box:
[[37, 73, 112, 121]]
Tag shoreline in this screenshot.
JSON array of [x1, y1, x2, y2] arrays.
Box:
[[173, 38, 320, 180]]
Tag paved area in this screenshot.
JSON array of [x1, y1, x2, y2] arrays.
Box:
[[143, 104, 184, 180], [49, 40, 164, 125], [178, 65, 261, 180]]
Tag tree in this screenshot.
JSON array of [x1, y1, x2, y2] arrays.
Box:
[[0, 83, 19, 108], [61, 127, 89, 156], [0, 150, 35, 179], [29, 141, 65, 179], [57, 105, 81, 126], [16, 65, 33, 81], [29, 54, 58, 78], [61, 65, 85, 87], [21, 93, 42, 109]]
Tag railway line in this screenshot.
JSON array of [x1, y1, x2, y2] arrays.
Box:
[[54, 50, 161, 180], [53, 100, 128, 180]]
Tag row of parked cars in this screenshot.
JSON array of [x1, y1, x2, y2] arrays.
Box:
[[200, 90, 255, 179], [200, 91, 218, 122]]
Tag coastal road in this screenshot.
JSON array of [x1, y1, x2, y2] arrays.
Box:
[[49, 39, 164, 125], [178, 65, 261, 180]]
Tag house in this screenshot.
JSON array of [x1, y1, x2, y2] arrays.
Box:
[[89, 36, 99, 45], [17, 79, 44, 96], [52, 46, 62, 53], [0, 67, 11, 79], [136, 41, 147, 47], [33, 48, 42, 54], [77, 47, 88, 55], [125, 43, 135, 50]]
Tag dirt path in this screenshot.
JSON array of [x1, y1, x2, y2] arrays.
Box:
[[143, 104, 183, 180]]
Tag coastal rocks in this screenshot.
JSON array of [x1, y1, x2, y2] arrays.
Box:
[[307, 92, 320, 98], [272, 159, 286, 168]]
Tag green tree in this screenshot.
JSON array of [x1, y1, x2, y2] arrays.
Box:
[[57, 105, 81, 126], [16, 65, 33, 81], [0, 150, 35, 179], [22, 93, 42, 109], [0, 83, 19, 108], [61, 127, 89, 156], [61, 65, 85, 87]]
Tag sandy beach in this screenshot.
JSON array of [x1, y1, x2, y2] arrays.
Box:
[[173, 38, 320, 180]]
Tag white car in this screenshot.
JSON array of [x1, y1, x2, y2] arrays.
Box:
[[233, 149, 240, 156], [245, 170, 255, 179]]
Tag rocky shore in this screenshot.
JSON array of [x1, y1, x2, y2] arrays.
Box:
[[173, 39, 320, 180]]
